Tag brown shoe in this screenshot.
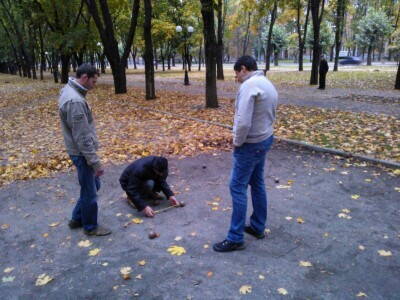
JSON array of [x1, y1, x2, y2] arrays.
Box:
[[84, 225, 112, 236]]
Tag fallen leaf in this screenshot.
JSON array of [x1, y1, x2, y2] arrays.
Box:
[[276, 185, 291, 189], [49, 222, 60, 227], [190, 232, 197, 237], [393, 169, 400, 175], [277, 288, 288, 295], [1, 224, 10, 230], [364, 179, 372, 182], [285, 216, 293, 221], [102, 262, 109, 266], [239, 285, 252, 295], [4, 267, 14, 273], [258, 274, 265, 280], [78, 240, 92, 248], [324, 232, 329, 237], [211, 207, 218, 211], [357, 292, 368, 297], [299, 261, 312, 267], [296, 217, 305, 224], [132, 218, 143, 224], [207, 271, 213, 277], [88, 248, 101, 256], [174, 236, 182, 241], [2, 276, 15, 283], [377, 250, 392, 256], [358, 245, 365, 251], [338, 213, 352, 219], [120, 267, 132, 280], [203, 244, 209, 249], [341, 208, 351, 214], [42, 233, 49, 238], [116, 213, 122, 217], [138, 260, 146, 266], [135, 274, 142, 279], [35, 273, 53, 286], [394, 187, 400, 192], [167, 245, 186, 256], [351, 194, 360, 200]]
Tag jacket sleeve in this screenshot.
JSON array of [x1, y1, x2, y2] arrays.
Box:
[[68, 102, 102, 171], [233, 87, 256, 147], [125, 176, 147, 211], [158, 179, 174, 198]]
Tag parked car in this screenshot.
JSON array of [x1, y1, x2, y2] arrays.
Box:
[[339, 56, 362, 65]]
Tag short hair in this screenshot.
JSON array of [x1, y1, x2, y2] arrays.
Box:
[[234, 56, 258, 72], [76, 63, 99, 79]]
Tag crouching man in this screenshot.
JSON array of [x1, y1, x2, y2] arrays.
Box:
[[119, 156, 179, 217]]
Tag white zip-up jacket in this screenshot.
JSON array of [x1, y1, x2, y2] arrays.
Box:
[[233, 70, 278, 147], [58, 78, 101, 171]]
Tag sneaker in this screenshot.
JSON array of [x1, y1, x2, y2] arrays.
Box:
[[244, 226, 265, 239], [213, 239, 245, 252], [84, 225, 112, 236], [68, 219, 82, 229]]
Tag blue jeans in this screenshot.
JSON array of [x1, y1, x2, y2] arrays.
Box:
[[227, 136, 274, 243], [70, 155, 100, 231]]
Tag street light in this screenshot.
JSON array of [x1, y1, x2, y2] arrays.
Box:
[[176, 25, 194, 85]]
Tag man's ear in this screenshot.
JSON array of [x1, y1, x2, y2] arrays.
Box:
[[241, 65, 247, 72]]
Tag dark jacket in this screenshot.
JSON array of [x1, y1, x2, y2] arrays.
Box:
[[319, 59, 329, 74], [119, 156, 174, 211]]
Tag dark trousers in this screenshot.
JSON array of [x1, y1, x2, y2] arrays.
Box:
[[70, 155, 100, 231], [319, 72, 327, 89]]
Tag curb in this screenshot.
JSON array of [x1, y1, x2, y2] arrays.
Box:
[[131, 104, 400, 169]]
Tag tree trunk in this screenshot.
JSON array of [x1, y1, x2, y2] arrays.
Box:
[[200, 0, 218, 108], [395, 61, 400, 89], [367, 45, 372, 66], [60, 54, 70, 84], [334, 0, 346, 71], [198, 41, 202, 71], [143, 0, 156, 99], [242, 12, 252, 56], [132, 47, 137, 69], [216, 0, 225, 80], [52, 53, 59, 83], [265, 0, 278, 71], [310, 0, 325, 85]]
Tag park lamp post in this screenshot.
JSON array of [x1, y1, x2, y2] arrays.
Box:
[[176, 25, 194, 85]]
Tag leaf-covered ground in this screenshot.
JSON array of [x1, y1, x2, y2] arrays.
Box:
[[0, 75, 399, 186]]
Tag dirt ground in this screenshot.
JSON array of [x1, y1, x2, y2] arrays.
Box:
[[1, 142, 399, 299]]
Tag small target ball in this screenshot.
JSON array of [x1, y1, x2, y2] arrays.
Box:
[[148, 231, 159, 239], [179, 201, 186, 207]]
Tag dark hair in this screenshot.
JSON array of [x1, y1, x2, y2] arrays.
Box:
[[234, 55, 258, 72], [76, 63, 99, 79]]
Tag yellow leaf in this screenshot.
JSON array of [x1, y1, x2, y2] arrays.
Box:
[[3, 267, 14, 273], [78, 240, 92, 248], [132, 218, 143, 224], [138, 260, 146, 266], [351, 194, 360, 199], [167, 245, 186, 256], [88, 248, 101, 256], [120, 267, 132, 280], [277, 288, 288, 295], [211, 207, 218, 211], [377, 250, 392, 257], [341, 208, 351, 214], [42, 233, 49, 238], [207, 271, 213, 277], [49, 222, 60, 227], [35, 273, 53, 286], [296, 217, 305, 224], [203, 244, 209, 249], [357, 292, 367, 297], [393, 169, 400, 175], [299, 261, 312, 267], [239, 285, 252, 295], [1, 224, 10, 230]]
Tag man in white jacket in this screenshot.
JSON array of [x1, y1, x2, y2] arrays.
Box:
[[214, 56, 277, 252]]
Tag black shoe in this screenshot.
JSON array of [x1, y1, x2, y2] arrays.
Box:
[[244, 226, 265, 239], [84, 225, 112, 236], [213, 239, 245, 252], [68, 219, 82, 229]]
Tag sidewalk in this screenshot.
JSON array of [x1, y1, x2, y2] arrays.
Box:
[[1, 142, 399, 299]]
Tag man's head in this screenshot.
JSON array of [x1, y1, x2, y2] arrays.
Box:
[[76, 63, 99, 90], [234, 55, 258, 83], [152, 156, 168, 177]]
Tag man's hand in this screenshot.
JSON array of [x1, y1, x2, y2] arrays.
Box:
[[143, 206, 155, 217], [95, 169, 104, 177], [169, 196, 179, 207]]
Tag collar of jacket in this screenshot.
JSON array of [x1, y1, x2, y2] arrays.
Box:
[[68, 77, 88, 97], [242, 70, 265, 83]]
